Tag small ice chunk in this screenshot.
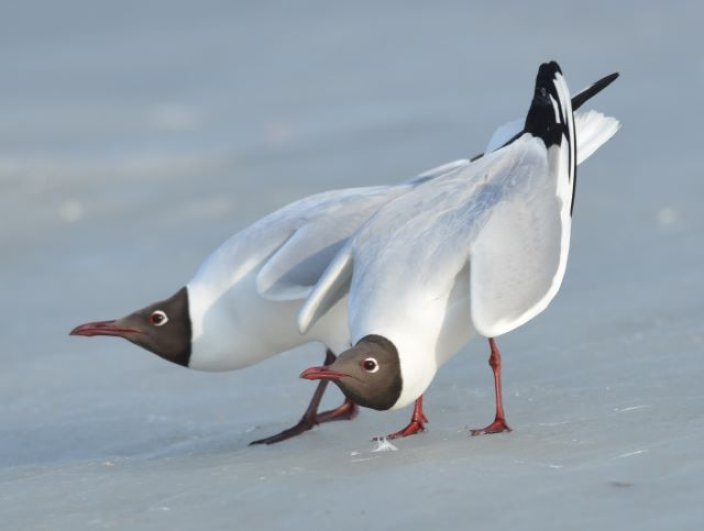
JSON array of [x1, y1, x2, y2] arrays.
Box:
[[371, 437, 398, 452]]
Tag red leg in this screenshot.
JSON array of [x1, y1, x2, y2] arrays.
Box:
[[377, 396, 429, 440], [470, 338, 512, 436], [250, 350, 359, 445]]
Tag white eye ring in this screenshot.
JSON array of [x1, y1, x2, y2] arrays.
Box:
[[362, 357, 379, 373], [150, 310, 169, 327]]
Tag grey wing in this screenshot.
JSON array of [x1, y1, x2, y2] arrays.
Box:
[[258, 159, 470, 303], [470, 63, 577, 337], [296, 242, 353, 334], [404, 158, 470, 185], [468, 141, 570, 337], [256, 190, 393, 301]]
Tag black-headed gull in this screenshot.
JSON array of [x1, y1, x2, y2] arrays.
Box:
[[69, 160, 467, 445], [299, 62, 617, 439], [70, 65, 617, 445]]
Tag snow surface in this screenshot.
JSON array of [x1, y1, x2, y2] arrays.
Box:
[[2, 1, 704, 530]]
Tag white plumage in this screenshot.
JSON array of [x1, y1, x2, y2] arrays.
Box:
[[299, 63, 616, 415], [186, 162, 467, 370], [72, 62, 618, 444], [189, 100, 620, 372]]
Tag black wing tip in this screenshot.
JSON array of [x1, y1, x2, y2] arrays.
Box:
[[536, 60, 565, 88], [539, 60, 563, 77], [571, 71, 620, 110], [524, 61, 567, 147], [587, 72, 619, 95], [533, 61, 563, 93]]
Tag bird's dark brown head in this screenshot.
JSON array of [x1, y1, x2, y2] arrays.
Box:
[[70, 287, 192, 367], [300, 334, 402, 410]]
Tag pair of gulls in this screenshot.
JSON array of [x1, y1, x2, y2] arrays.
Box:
[[72, 62, 620, 445]]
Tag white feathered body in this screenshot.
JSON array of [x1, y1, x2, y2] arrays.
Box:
[[184, 100, 617, 378], [299, 94, 618, 408], [185, 161, 470, 370], [346, 144, 551, 406], [186, 186, 404, 370]]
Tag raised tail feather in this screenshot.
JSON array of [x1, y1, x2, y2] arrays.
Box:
[[479, 70, 618, 159]]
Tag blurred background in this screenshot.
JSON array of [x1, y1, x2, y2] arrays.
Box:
[[2, 1, 703, 530]]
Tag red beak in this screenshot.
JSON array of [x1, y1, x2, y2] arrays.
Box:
[[70, 320, 143, 338], [299, 365, 347, 382]]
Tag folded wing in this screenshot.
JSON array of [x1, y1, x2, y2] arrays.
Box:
[[256, 189, 390, 301], [470, 61, 577, 337], [258, 160, 467, 302]]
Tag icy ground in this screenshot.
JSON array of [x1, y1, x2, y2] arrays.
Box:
[[2, 1, 703, 529]]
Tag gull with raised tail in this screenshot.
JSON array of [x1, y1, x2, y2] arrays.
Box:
[[71, 64, 618, 445], [299, 62, 619, 439]]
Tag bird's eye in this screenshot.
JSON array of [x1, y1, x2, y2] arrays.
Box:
[[149, 310, 168, 326], [361, 357, 379, 373]]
